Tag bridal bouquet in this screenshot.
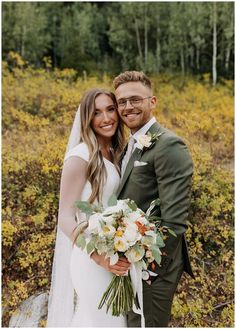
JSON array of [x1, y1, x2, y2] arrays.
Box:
[[75, 196, 175, 316]]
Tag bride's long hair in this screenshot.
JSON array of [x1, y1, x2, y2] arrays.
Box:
[[79, 88, 125, 203]]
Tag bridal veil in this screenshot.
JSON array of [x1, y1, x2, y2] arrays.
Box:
[[47, 107, 81, 327]]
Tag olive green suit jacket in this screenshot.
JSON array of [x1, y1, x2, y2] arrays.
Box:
[[117, 121, 194, 279]]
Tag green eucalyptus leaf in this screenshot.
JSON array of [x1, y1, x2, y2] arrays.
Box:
[[92, 203, 103, 213], [156, 234, 165, 247], [75, 201, 93, 216], [151, 245, 162, 265], [127, 199, 137, 211], [108, 194, 118, 206], [76, 234, 86, 250], [147, 216, 161, 223], [87, 240, 95, 254], [167, 228, 177, 237]]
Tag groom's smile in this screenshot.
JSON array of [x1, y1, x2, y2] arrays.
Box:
[[124, 111, 141, 120]]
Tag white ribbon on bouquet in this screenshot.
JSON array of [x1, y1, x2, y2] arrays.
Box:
[[130, 262, 145, 328]]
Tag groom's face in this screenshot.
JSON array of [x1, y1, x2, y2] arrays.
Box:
[[115, 81, 156, 134]]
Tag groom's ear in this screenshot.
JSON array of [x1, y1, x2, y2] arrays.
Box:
[[150, 96, 157, 110]]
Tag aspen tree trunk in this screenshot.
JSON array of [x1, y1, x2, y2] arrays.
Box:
[[196, 47, 200, 71], [180, 47, 185, 75], [212, 2, 217, 86], [53, 15, 57, 67], [156, 15, 161, 73], [134, 17, 143, 69], [21, 25, 26, 58], [225, 45, 231, 72], [225, 11, 233, 72], [190, 47, 194, 69], [144, 3, 148, 69]]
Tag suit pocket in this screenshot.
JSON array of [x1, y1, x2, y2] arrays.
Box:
[[131, 163, 153, 174]]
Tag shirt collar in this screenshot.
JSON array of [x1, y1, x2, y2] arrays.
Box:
[[132, 117, 156, 141]]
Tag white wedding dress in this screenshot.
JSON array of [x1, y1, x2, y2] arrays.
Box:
[[65, 143, 127, 327]]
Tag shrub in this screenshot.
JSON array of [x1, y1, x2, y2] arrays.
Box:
[[2, 54, 234, 327]]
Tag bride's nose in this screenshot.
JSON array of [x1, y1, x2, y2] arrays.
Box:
[[102, 112, 111, 122]]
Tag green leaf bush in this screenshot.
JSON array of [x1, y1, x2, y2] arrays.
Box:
[[2, 53, 234, 327]]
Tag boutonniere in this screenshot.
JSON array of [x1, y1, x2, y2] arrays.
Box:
[[136, 132, 163, 153]]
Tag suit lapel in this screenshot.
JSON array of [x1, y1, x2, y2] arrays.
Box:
[[117, 147, 142, 196], [147, 121, 162, 135], [117, 121, 163, 197]]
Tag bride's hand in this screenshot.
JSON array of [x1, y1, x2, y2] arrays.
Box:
[[91, 252, 130, 276]]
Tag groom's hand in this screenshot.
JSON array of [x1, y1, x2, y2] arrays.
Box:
[[91, 253, 130, 276]]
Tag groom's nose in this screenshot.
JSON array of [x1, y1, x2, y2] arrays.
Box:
[[125, 99, 135, 110]]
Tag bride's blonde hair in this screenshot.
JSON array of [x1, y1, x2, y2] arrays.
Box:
[[79, 88, 125, 203]]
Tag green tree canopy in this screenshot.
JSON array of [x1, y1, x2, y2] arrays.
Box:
[[2, 2, 234, 80]]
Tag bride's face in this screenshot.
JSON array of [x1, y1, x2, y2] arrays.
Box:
[[91, 94, 119, 140]]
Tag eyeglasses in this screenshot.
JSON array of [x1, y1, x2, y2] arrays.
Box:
[[117, 96, 152, 110]]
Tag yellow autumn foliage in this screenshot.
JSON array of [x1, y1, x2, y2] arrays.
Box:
[[2, 53, 234, 327]]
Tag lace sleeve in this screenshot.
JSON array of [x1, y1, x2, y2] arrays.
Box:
[[58, 155, 87, 240]]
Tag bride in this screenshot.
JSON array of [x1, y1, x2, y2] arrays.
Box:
[[47, 89, 130, 327]]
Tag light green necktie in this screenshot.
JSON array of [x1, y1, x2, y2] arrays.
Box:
[[121, 136, 135, 177]]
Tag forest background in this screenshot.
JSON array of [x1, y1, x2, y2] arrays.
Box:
[[2, 1, 234, 327]]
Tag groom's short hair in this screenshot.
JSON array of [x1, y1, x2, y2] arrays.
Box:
[[113, 71, 152, 90]]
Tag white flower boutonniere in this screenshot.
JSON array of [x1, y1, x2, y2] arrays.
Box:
[[137, 132, 163, 152]]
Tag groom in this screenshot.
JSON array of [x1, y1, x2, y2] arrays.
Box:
[[113, 71, 194, 327]]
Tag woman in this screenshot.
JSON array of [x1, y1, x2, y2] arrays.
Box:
[[47, 89, 129, 327]]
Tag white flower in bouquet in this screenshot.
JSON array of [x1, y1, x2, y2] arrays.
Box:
[[125, 210, 147, 224], [102, 214, 116, 224], [86, 213, 103, 233], [117, 199, 131, 210], [101, 223, 116, 237], [114, 236, 129, 252], [125, 245, 145, 263], [103, 199, 129, 216], [124, 222, 141, 246]]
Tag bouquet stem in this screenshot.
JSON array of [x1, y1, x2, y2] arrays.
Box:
[[98, 273, 135, 316]]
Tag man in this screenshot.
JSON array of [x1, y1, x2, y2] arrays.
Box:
[[113, 71, 194, 327]]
